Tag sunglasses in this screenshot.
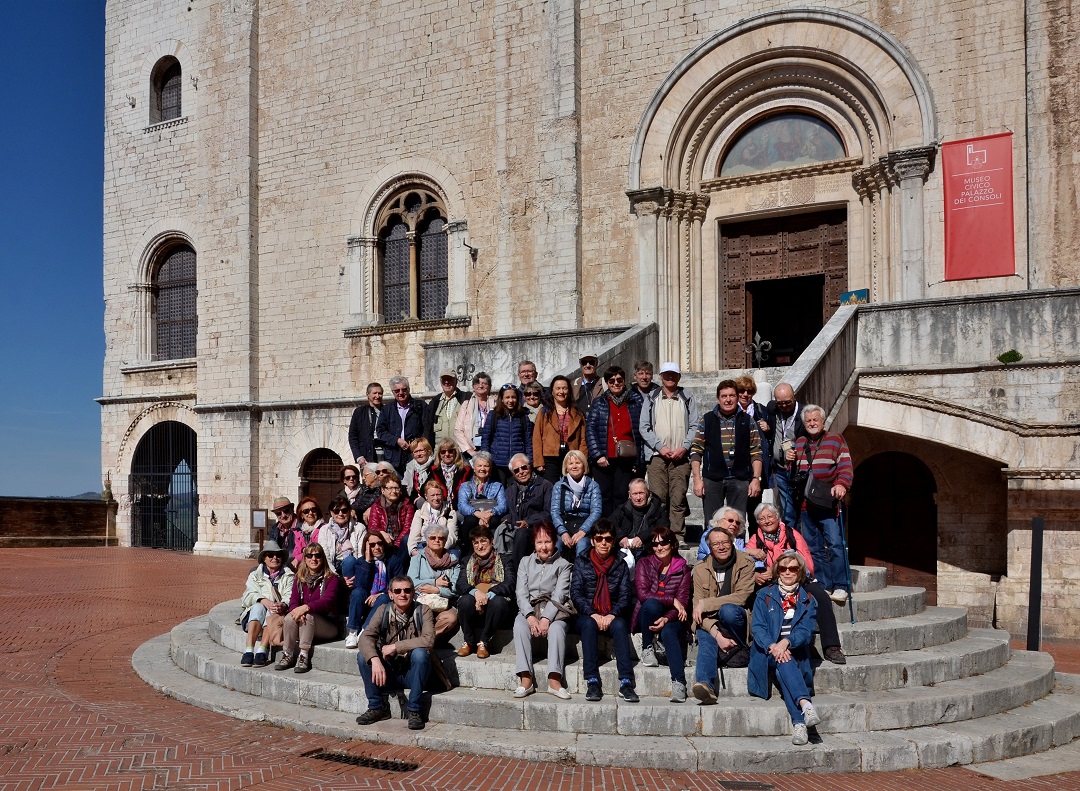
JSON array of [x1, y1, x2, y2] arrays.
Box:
[[440, 449, 456, 456], [300, 507, 318, 515], [273, 509, 292, 516], [650, 539, 672, 546], [737, 388, 754, 394], [427, 535, 445, 541], [500, 383, 518, 391], [392, 388, 409, 394], [304, 552, 324, 559], [777, 565, 800, 572], [606, 377, 624, 384], [343, 474, 358, 481], [511, 465, 530, 474], [331, 508, 350, 515], [391, 587, 414, 595], [593, 535, 615, 544]]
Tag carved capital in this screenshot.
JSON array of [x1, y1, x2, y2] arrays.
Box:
[[346, 235, 376, 250], [627, 187, 673, 217], [886, 145, 937, 185]]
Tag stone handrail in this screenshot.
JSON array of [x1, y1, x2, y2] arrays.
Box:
[[782, 304, 859, 428]]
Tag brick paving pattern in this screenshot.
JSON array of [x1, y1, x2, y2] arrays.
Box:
[[1, 547, 1078, 791]]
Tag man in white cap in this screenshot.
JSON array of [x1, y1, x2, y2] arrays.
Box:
[[638, 362, 699, 544], [425, 370, 468, 446]]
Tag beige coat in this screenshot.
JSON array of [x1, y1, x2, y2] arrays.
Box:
[[692, 549, 756, 636]]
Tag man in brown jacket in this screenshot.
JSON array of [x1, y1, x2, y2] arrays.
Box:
[[355, 575, 435, 730], [691, 531, 756, 704]]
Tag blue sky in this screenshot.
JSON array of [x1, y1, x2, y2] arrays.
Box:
[[0, 3, 106, 496]]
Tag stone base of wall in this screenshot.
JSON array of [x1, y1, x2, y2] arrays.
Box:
[[0, 497, 115, 547]]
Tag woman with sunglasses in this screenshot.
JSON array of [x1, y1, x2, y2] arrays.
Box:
[[239, 540, 295, 667], [338, 465, 363, 503], [430, 440, 472, 507], [276, 543, 342, 673], [521, 382, 544, 423], [632, 525, 691, 702], [315, 495, 361, 575], [364, 478, 416, 566], [289, 496, 326, 569], [748, 550, 822, 745], [533, 375, 586, 483], [481, 384, 533, 486], [342, 529, 398, 648], [407, 523, 461, 641], [585, 365, 644, 515]]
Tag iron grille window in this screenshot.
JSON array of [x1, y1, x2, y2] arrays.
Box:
[[301, 448, 345, 509], [151, 57, 182, 124], [129, 421, 198, 552], [375, 188, 449, 324], [155, 245, 197, 360], [418, 216, 448, 320], [381, 221, 411, 323]]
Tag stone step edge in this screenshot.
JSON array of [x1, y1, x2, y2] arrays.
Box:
[[134, 632, 1080, 774], [172, 617, 1055, 734], [207, 601, 1008, 694]]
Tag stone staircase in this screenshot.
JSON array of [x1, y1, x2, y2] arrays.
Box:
[[134, 565, 1080, 773]]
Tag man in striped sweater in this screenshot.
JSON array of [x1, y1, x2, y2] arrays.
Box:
[[788, 405, 854, 605]]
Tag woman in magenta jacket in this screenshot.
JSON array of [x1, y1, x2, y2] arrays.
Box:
[[276, 542, 342, 674], [633, 525, 692, 702]]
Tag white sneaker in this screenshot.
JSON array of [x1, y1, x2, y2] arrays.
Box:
[[670, 680, 687, 703], [802, 702, 821, 728], [641, 644, 659, 668], [829, 589, 849, 605], [344, 631, 359, 649], [792, 723, 809, 745]]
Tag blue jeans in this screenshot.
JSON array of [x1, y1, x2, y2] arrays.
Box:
[[770, 467, 797, 529], [577, 614, 635, 685], [769, 653, 813, 725], [559, 531, 592, 557], [799, 504, 848, 594], [357, 647, 431, 713], [636, 598, 686, 684], [694, 604, 748, 688]]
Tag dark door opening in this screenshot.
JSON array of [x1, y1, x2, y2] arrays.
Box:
[[300, 448, 344, 510], [720, 208, 847, 367], [746, 274, 825, 366], [848, 451, 938, 603], [129, 421, 198, 551]]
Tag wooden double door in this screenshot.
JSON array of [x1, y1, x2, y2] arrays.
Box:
[[720, 209, 848, 368]]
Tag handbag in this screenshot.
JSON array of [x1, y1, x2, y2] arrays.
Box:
[[415, 592, 450, 611], [611, 417, 637, 459], [794, 438, 836, 509], [530, 593, 577, 622], [470, 497, 498, 511]]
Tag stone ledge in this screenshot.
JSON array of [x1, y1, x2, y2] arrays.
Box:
[[344, 316, 471, 338], [119, 358, 197, 375]]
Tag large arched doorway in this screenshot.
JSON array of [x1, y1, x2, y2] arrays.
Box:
[[129, 421, 198, 551], [300, 449, 344, 510], [848, 451, 938, 603]]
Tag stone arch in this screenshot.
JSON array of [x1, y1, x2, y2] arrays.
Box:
[[140, 40, 198, 124], [346, 160, 471, 324], [627, 9, 940, 370], [115, 401, 199, 478]]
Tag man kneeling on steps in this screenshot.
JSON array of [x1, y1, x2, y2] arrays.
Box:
[[356, 575, 435, 731]]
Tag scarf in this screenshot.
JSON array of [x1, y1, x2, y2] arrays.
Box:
[[411, 457, 434, 491], [381, 496, 402, 538], [441, 462, 457, 483], [590, 550, 617, 615], [300, 519, 321, 538], [779, 582, 800, 615], [564, 474, 586, 510], [761, 528, 781, 544], [419, 502, 445, 536], [710, 551, 737, 597], [344, 484, 361, 500], [372, 559, 387, 594], [607, 389, 632, 408], [424, 545, 457, 571], [466, 550, 503, 587]]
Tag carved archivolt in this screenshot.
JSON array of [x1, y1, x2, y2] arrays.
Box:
[[114, 401, 198, 476]]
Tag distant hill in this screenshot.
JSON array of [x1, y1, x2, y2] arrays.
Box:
[[66, 491, 103, 500]]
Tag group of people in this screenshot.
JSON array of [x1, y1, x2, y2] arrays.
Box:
[[238, 358, 854, 742]]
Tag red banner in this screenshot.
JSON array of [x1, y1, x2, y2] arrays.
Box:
[[942, 133, 1015, 280]]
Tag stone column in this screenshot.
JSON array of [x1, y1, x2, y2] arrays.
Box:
[[346, 236, 379, 326], [887, 146, 936, 301], [629, 187, 674, 362], [445, 219, 470, 319]]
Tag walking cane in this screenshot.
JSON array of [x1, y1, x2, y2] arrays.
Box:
[[837, 503, 855, 625]]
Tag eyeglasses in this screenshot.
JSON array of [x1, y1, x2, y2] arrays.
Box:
[[511, 465, 530, 474], [777, 565, 800, 572], [300, 507, 318, 516], [392, 388, 409, 394], [383, 485, 401, 492], [737, 388, 754, 395], [391, 587, 414, 595], [331, 508, 350, 515], [593, 535, 615, 544], [273, 509, 292, 516], [709, 542, 733, 549], [343, 474, 358, 481], [427, 535, 445, 542]]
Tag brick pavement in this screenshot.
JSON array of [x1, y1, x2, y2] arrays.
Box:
[[1, 547, 1079, 791]]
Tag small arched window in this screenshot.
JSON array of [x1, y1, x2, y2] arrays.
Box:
[[376, 189, 448, 323], [150, 57, 182, 124], [154, 245, 197, 360], [720, 112, 845, 178]]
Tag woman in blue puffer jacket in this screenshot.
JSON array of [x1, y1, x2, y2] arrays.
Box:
[[550, 450, 603, 557], [482, 384, 533, 485]]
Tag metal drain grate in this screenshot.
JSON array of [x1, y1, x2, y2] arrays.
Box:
[[719, 783, 774, 791], [300, 748, 419, 772]]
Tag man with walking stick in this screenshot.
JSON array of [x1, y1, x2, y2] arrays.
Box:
[[788, 405, 854, 607]]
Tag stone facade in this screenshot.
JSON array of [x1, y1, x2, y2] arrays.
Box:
[[103, 1, 1079, 634]]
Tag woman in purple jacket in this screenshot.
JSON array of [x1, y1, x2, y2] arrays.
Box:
[[633, 525, 692, 702], [276, 542, 342, 673]]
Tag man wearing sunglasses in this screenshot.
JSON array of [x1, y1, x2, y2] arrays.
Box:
[[505, 454, 553, 561], [356, 574, 435, 731], [570, 520, 639, 703], [424, 370, 469, 446]]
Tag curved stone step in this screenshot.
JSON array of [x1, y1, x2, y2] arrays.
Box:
[[135, 630, 1080, 773], [208, 601, 972, 696], [172, 616, 1053, 736]]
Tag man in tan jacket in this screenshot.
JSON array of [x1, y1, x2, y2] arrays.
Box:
[[355, 575, 435, 730], [691, 530, 756, 704]]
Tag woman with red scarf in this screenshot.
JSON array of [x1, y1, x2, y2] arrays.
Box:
[[570, 519, 638, 703]]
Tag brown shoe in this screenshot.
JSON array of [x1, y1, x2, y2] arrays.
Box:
[[456, 643, 473, 657], [476, 642, 490, 659]]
